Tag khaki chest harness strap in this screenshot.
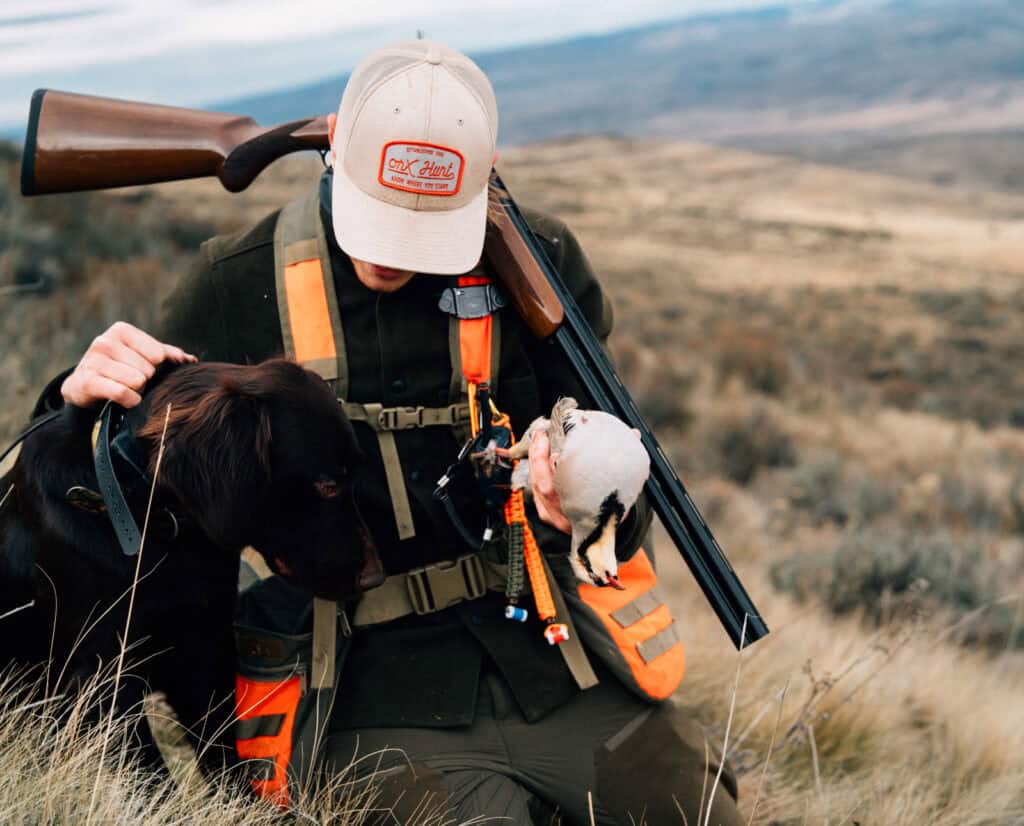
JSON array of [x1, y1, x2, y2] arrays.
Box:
[[341, 400, 470, 540], [274, 187, 476, 542], [273, 188, 597, 691], [273, 188, 349, 391]]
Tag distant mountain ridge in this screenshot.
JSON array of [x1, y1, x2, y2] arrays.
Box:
[[219, 0, 1024, 192]]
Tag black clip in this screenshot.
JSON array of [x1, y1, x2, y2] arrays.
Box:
[[438, 283, 507, 319], [433, 435, 476, 500]]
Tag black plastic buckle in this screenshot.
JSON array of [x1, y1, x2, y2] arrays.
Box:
[[438, 284, 508, 319]]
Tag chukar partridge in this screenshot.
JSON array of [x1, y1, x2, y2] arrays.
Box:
[[507, 398, 650, 588]]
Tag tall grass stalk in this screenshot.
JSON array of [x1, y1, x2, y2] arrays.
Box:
[[745, 680, 788, 826], [704, 615, 748, 826], [0, 599, 34, 621]]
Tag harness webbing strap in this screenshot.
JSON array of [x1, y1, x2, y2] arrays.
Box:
[[446, 273, 501, 434], [351, 553, 510, 627], [280, 259, 337, 380], [311, 597, 337, 690], [377, 430, 415, 540], [274, 188, 349, 395], [275, 188, 416, 540], [342, 402, 471, 431], [347, 543, 600, 690], [283, 238, 318, 265], [343, 401, 471, 540], [539, 552, 599, 690], [457, 275, 493, 386]]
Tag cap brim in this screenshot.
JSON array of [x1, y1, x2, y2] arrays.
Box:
[[331, 162, 487, 276]]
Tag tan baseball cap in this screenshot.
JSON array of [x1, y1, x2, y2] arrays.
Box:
[[331, 40, 498, 275]]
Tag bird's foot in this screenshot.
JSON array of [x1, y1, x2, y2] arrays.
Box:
[[470, 439, 513, 474]]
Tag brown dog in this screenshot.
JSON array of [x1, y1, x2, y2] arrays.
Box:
[[0, 358, 378, 773]]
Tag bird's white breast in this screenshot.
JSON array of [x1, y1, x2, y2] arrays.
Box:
[[552, 410, 650, 522]]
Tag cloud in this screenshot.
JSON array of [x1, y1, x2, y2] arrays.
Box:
[[0, 7, 108, 28], [0, 0, 801, 132], [0, 0, 551, 74]]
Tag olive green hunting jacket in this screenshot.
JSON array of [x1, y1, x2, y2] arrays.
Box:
[[157, 170, 652, 728]]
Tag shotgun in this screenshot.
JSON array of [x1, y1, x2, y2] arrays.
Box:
[[20, 88, 768, 649]]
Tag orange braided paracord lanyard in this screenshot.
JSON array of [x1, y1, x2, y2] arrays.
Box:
[[504, 484, 556, 623]]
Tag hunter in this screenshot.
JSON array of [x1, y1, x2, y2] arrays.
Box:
[[58, 40, 742, 825]]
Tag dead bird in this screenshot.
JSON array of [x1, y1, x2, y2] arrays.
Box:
[[503, 398, 650, 588]]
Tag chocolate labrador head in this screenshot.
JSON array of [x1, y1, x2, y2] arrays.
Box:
[[138, 359, 383, 599]]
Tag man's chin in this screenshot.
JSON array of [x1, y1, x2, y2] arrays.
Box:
[[368, 275, 414, 292], [352, 259, 416, 291]]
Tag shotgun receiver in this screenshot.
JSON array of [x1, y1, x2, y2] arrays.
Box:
[[20, 88, 768, 648]]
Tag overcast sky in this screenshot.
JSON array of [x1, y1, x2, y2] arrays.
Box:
[[0, 0, 801, 132]]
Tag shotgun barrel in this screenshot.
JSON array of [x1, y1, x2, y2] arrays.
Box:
[[20, 89, 768, 648], [487, 174, 768, 649]]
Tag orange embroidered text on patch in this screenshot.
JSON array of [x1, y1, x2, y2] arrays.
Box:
[[378, 141, 465, 196]]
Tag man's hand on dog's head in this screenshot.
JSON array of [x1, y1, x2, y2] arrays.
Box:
[[61, 321, 196, 409]]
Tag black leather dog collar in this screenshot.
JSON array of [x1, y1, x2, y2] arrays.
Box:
[[93, 402, 143, 556]]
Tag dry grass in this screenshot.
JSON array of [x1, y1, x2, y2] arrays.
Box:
[[0, 665, 484, 825], [657, 560, 1024, 826], [4, 136, 1024, 822]]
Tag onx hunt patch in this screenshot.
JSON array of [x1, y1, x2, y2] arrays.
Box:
[[378, 141, 465, 196]]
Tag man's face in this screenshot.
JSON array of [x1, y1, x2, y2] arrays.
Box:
[[350, 257, 417, 292]]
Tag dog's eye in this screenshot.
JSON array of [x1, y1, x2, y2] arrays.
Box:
[[314, 477, 340, 499]]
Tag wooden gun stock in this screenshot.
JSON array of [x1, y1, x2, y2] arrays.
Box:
[[21, 89, 328, 196], [19, 90, 767, 648], [483, 200, 564, 339], [20, 89, 563, 337]]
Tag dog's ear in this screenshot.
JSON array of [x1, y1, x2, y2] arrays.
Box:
[[141, 377, 273, 550]]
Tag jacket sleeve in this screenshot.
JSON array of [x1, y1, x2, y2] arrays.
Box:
[[157, 240, 234, 362], [29, 367, 75, 418], [520, 208, 653, 563]]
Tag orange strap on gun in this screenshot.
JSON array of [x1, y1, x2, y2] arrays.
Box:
[[20, 88, 768, 649]]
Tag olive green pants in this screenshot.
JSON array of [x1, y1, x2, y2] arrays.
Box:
[[324, 668, 742, 826]]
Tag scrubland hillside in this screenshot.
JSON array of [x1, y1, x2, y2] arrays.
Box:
[[2, 138, 1023, 824]]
